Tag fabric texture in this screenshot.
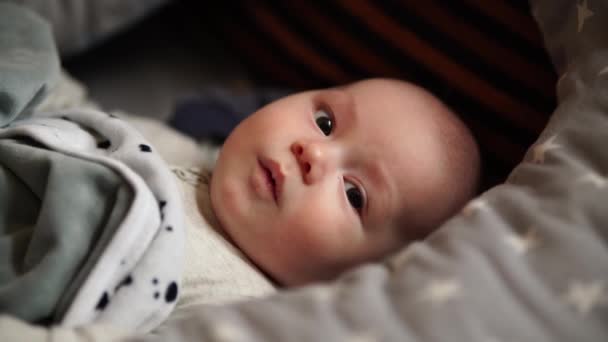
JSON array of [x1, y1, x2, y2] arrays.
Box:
[[124, 114, 219, 168], [0, 4, 185, 333], [0, 109, 185, 333], [0, 137, 133, 322], [0, 314, 132, 342], [0, 2, 59, 127], [8, 0, 171, 57]]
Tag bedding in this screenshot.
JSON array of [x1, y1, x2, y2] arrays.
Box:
[[0, 108, 185, 332], [1, 0, 608, 341], [0, 3, 59, 127], [0, 3, 185, 333], [7, 0, 170, 58]]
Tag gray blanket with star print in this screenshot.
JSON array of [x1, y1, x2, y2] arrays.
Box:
[[0, 3, 185, 333]]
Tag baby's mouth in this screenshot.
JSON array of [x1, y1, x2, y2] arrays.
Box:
[[263, 166, 277, 201], [259, 157, 284, 203]]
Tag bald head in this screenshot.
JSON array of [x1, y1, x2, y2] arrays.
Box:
[[425, 87, 480, 225], [395, 80, 480, 232]]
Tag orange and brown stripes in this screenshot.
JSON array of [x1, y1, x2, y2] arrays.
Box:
[[336, 0, 548, 134], [461, 0, 544, 47], [280, 2, 404, 79], [217, 19, 309, 88], [208, 2, 331, 88], [247, 2, 352, 85], [396, 0, 555, 99]]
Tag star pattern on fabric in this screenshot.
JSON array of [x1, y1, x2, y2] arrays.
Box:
[[210, 320, 244, 341], [578, 172, 608, 188], [347, 330, 379, 342], [504, 227, 540, 255], [532, 134, 561, 164], [313, 285, 335, 303], [419, 278, 462, 306], [389, 247, 415, 270], [577, 0, 594, 33], [563, 280, 608, 315], [462, 198, 488, 217]]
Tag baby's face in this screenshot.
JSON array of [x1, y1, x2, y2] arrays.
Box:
[[210, 79, 451, 285]]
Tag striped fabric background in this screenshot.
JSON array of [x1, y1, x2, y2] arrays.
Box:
[[191, 0, 557, 190]]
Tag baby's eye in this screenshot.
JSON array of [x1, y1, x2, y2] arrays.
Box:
[[345, 180, 364, 213], [313, 109, 333, 136]]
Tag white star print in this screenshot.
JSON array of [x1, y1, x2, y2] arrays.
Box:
[[563, 280, 608, 315], [504, 228, 539, 255], [578, 172, 608, 188], [462, 198, 488, 217], [313, 285, 335, 303], [419, 278, 462, 305], [389, 247, 415, 270], [210, 321, 244, 341], [532, 134, 560, 164], [347, 331, 379, 342], [577, 0, 594, 33]]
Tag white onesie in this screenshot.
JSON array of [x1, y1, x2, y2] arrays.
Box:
[[170, 166, 277, 313]]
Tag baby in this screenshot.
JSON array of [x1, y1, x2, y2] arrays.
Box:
[[207, 78, 480, 286], [0, 76, 479, 332]]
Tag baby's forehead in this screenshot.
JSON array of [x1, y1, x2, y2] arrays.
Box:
[[344, 79, 438, 102], [345, 81, 446, 125]]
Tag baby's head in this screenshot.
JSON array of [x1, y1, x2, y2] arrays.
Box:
[[210, 78, 479, 286]]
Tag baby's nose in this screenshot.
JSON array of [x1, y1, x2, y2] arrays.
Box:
[[291, 141, 331, 185]]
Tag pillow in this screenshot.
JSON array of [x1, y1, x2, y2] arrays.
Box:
[[187, 1, 558, 189]]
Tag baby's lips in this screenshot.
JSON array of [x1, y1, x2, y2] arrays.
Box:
[[260, 157, 285, 202]]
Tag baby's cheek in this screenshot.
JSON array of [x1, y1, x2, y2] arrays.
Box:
[[281, 207, 354, 260]]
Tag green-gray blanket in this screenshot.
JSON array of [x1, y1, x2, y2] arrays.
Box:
[[0, 3, 132, 323]]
